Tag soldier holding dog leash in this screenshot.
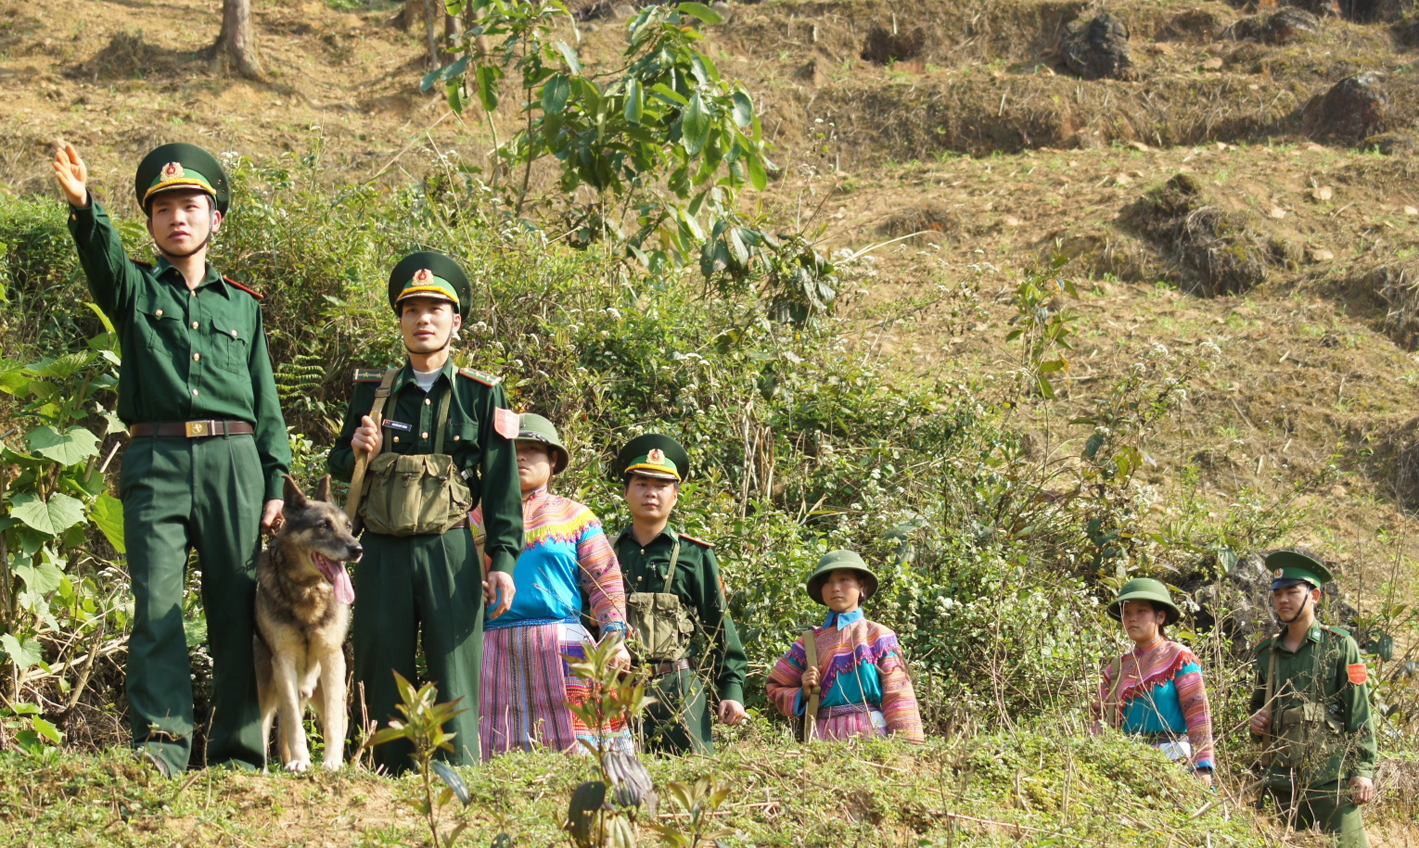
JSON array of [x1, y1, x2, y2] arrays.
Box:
[[53, 142, 291, 777]]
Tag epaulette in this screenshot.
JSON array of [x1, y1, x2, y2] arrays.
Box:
[[353, 368, 386, 383], [459, 367, 502, 386], [680, 533, 714, 548], [223, 275, 264, 299], [1320, 623, 1350, 639], [1253, 636, 1276, 654], [133, 259, 155, 269]]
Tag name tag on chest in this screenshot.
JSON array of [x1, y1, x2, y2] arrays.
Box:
[[383, 420, 412, 432]]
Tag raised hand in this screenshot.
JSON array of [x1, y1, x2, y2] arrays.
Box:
[[52, 143, 89, 207]]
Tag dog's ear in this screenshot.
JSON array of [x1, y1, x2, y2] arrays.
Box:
[[316, 475, 333, 503], [282, 474, 308, 509]]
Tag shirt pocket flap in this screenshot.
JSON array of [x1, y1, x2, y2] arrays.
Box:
[[211, 317, 247, 342]]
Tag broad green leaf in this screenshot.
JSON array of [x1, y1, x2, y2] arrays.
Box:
[[185, 614, 208, 648], [747, 151, 767, 190], [30, 716, 62, 745], [649, 83, 688, 106], [9, 492, 86, 536], [681, 92, 710, 156], [542, 74, 571, 115], [476, 65, 502, 112], [553, 40, 582, 73], [624, 78, 643, 124], [444, 0, 465, 15], [30, 352, 89, 380], [0, 634, 43, 671], [447, 79, 467, 116], [731, 91, 753, 127], [420, 66, 443, 92], [677, 2, 724, 24], [727, 227, 749, 267], [27, 425, 99, 466], [90, 493, 125, 555], [83, 302, 116, 337], [15, 559, 64, 594]]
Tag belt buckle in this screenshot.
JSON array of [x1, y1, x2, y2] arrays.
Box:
[[184, 421, 210, 438]]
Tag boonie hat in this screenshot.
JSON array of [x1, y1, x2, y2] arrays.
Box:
[[516, 413, 568, 475], [804, 549, 880, 605], [135, 142, 230, 214], [1265, 549, 1332, 590], [387, 251, 471, 316], [1107, 577, 1182, 625], [615, 434, 689, 483]]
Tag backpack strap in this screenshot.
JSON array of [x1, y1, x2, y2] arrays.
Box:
[[344, 367, 399, 522], [663, 540, 681, 594], [432, 382, 452, 455], [1261, 642, 1279, 767]]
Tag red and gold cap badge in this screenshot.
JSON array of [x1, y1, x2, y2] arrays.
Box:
[[647, 448, 664, 464], [414, 268, 433, 283], [162, 161, 184, 179]]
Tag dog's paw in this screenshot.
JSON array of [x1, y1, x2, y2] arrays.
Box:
[[285, 758, 312, 773], [320, 757, 343, 771]]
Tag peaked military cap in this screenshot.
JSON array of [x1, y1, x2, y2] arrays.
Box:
[[517, 413, 569, 475], [615, 434, 689, 483], [1265, 549, 1332, 590], [1107, 577, 1181, 625], [805, 549, 879, 605], [135, 143, 230, 214], [387, 251, 471, 315]]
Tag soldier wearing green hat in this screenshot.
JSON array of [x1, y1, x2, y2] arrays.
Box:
[[1249, 549, 1376, 847], [612, 434, 747, 754], [328, 251, 522, 773], [51, 142, 290, 776]]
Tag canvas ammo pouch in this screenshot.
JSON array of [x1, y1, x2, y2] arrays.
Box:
[[359, 388, 471, 536], [625, 541, 696, 663]]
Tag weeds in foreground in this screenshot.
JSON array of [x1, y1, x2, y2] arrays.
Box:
[[368, 671, 471, 848]]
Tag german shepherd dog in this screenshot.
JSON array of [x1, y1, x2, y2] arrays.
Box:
[[254, 475, 361, 771]]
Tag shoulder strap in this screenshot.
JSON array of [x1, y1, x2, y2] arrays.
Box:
[[344, 367, 399, 522], [1104, 657, 1124, 729], [663, 540, 681, 594], [432, 380, 452, 454]]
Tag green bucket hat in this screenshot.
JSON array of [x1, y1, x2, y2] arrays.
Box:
[[516, 413, 568, 475], [804, 549, 880, 605], [1106, 577, 1182, 625], [615, 434, 690, 483], [1265, 549, 1332, 590], [387, 251, 472, 316], [134, 143, 230, 214]]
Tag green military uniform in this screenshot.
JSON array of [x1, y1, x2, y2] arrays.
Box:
[[327, 252, 521, 774], [1250, 551, 1376, 848], [66, 144, 290, 775], [612, 435, 746, 755]]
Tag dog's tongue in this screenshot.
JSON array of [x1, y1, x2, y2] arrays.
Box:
[[316, 555, 356, 605]]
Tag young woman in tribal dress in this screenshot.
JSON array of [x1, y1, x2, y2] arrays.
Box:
[[470, 414, 632, 760], [766, 551, 924, 742], [1095, 578, 1215, 784]]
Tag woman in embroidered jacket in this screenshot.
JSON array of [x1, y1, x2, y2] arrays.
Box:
[[767, 550, 924, 742], [471, 413, 632, 759], [1095, 578, 1215, 783]]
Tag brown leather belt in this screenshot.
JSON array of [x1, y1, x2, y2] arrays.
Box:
[[640, 658, 692, 677], [129, 420, 255, 438], [448, 517, 469, 530]]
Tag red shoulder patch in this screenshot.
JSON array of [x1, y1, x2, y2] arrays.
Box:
[[493, 407, 519, 440], [1348, 663, 1368, 685], [223, 276, 264, 299]]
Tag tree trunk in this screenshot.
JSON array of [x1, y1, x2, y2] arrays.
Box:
[[212, 0, 264, 80]]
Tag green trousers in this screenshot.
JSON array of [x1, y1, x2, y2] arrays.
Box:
[[120, 434, 265, 775], [1267, 780, 1369, 848], [352, 530, 483, 775], [640, 666, 712, 756]]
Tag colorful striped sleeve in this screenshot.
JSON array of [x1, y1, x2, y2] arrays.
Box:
[[1174, 655, 1215, 769], [574, 508, 627, 634], [767, 638, 809, 718], [876, 632, 925, 743]]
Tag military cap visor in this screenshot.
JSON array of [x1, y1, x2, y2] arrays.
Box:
[[515, 413, 569, 475], [805, 549, 879, 605], [1107, 577, 1181, 624], [1265, 550, 1332, 590], [135, 143, 229, 214], [387, 251, 471, 315], [616, 434, 690, 483]]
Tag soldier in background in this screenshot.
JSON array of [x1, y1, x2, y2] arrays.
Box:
[[612, 434, 747, 754], [1249, 549, 1376, 848]]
